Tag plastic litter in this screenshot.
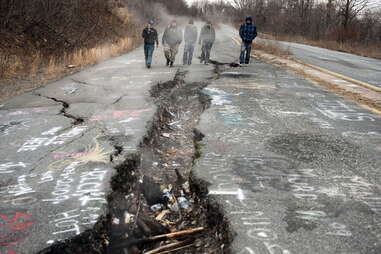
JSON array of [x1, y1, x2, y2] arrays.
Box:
[[151, 203, 164, 212], [169, 202, 179, 212], [124, 212, 134, 224], [112, 217, 120, 225], [178, 197, 191, 209]]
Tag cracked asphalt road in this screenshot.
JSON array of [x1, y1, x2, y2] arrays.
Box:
[[0, 43, 179, 253], [1, 23, 381, 254], [194, 26, 381, 254]]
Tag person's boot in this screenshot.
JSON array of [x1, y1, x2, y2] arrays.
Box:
[[170, 61, 174, 67], [166, 59, 170, 66], [147, 64, 151, 69]]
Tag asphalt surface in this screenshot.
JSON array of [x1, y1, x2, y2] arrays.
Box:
[[258, 38, 381, 88], [194, 26, 381, 254], [1, 23, 381, 254], [0, 40, 178, 253]]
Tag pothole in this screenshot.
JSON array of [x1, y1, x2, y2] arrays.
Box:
[[266, 133, 361, 163], [39, 70, 232, 254]]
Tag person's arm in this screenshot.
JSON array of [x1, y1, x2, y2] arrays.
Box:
[[177, 28, 183, 44], [184, 26, 188, 42], [199, 27, 204, 44], [253, 25, 257, 40], [155, 29, 159, 47], [162, 29, 167, 45], [211, 27, 216, 43], [239, 24, 244, 40], [142, 28, 146, 39]]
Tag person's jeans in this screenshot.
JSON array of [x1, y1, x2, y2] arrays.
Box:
[[240, 41, 252, 64], [201, 42, 213, 63], [183, 43, 195, 65], [144, 43, 155, 65]]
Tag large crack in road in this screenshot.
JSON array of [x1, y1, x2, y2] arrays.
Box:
[[38, 69, 232, 254], [34, 93, 85, 125]]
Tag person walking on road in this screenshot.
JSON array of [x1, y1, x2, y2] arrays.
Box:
[[199, 21, 215, 65], [162, 20, 182, 67], [142, 20, 159, 69], [183, 19, 198, 65], [239, 16, 257, 65]]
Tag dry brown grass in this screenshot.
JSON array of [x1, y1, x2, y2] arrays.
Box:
[[261, 33, 381, 60], [253, 40, 292, 58], [44, 37, 138, 78], [0, 36, 140, 102]]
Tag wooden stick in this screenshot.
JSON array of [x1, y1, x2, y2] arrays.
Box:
[[147, 227, 204, 241], [156, 243, 194, 254], [114, 227, 204, 249], [144, 241, 186, 254]]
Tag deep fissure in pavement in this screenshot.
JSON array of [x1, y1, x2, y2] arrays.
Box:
[[38, 70, 232, 253], [34, 93, 85, 125]]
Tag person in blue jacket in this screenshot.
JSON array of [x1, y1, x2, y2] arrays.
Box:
[[239, 16, 257, 64]]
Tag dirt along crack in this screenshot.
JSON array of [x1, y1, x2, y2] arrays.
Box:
[[38, 70, 232, 254]]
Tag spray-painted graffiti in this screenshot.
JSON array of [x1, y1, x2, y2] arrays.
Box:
[[42, 165, 108, 206], [0, 162, 27, 174], [316, 100, 376, 121], [0, 212, 35, 254], [0, 119, 33, 137], [218, 105, 243, 126], [342, 131, 381, 140], [89, 109, 151, 121], [17, 126, 87, 152], [201, 152, 291, 253], [48, 137, 111, 171], [204, 88, 233, 106], [48, 207, 101, 238]]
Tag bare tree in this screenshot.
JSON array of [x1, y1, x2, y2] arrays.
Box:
[[231, 0, 255, 10], [337, 0, 369, 29]]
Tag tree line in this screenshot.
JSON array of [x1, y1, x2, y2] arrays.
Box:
[[190, 0, 381, 46]]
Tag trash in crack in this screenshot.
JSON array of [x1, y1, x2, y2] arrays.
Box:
[[161, 133, 171, 138], [39, 70, 231, 254]]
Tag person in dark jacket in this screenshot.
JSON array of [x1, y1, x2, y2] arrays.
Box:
[[142, 20, 159, 68], [183, 19, 198, 65], [199, 21, 215, 65], [162, 20, 182, 67], [239, 16, 257, 64]]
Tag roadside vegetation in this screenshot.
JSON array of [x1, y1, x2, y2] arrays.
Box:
[[191, 0, 381, 59], [0, 0, 190, 101], [1, 0, 380, 101]]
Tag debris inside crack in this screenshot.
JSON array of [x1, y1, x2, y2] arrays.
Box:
[[38, 70, 231, 254]]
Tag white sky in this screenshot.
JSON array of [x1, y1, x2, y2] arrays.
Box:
[[186, 0, 381, 9]]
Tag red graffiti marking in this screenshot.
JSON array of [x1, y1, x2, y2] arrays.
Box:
[[0, 239, 20, 248], [0, 212, 34, 252], [0, 222, 34, 232], [0, 213, 34, 232], [89, 109, 151, 121]]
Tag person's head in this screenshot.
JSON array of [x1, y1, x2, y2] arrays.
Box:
[[245, 16, 252, 24], [148, 20, 154, 28], [189, 19, 194, 25]]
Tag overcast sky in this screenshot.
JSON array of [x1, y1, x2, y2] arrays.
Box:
[[185, 0, 381, 9]]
